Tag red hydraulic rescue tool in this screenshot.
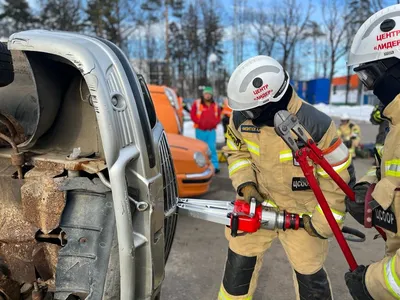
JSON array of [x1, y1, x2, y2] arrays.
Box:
[[273, 110, 386, 271], [178, 198, 365, 241]]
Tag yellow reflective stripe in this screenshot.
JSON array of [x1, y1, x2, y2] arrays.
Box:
[[263, 199, 278, 208], [243, 139, 260, 156], [316, 205, 345, 223], [227, 139, 238, 150], [384, 256, 400, 298], [317, 155, 351, 178], [279, 150, 293, 162], [366, 167, 377, 177], [385, 160, 400, 177], [228, 159, 251, 176], [300, 212, 312, 217], [218, 285, 252, 300], [376, 145, 384, 157]]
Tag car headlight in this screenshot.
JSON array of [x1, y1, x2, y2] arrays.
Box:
[[193, 152, 206, 168]]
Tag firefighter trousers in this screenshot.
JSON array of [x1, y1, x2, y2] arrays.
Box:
[[218, 227, 332, 300]]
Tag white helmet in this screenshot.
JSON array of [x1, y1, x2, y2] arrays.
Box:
[[341, 113, 350, 121], [227, 56, 290, 111], [347, 4, 400, 89]]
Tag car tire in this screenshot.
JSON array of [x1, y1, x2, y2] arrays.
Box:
[[0, 42, 14, 87]]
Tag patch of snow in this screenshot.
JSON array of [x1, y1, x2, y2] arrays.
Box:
[[313, 104, 375, 122]]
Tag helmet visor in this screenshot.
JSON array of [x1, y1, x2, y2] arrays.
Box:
[[354, 63, 383, 90], [354, 57, 399, 90], [240, 105, 265, 119]]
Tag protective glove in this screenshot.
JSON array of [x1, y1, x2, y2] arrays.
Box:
[[302, 214, 326, 239], [345, 182, 370, 226], [240, 184, 264, 205], [345, 265, 373, 300]]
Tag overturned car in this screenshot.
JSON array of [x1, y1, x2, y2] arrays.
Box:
[[0, 30, 177, 299]]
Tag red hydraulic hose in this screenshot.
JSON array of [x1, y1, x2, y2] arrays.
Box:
[[296, 148, 358, 271]]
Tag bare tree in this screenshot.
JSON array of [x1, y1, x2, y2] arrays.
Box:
[[322, 0, 347, 101], [304, 21, 325, 78], [320, 44, 330, 78], [275, 0, 312, 71], [250, 2, 277, 56], [86, 0, 138, 50], [232, 0, 247, 66], [371, 0, 400, 11]]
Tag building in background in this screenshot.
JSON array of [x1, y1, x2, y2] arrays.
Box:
[[306, 78, 330, 104], [292, 78, 330, 104], [330, 74, 359, 104], [292, 75, 379, 106], [131, 59, 170, 86]]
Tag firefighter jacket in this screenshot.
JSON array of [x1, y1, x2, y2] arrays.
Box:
[[223, 91, 355, 238], [338, 121, 361, 142], [358, 95, 400, 299]]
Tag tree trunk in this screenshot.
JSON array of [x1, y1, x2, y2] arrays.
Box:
[[314, 37, 318, 78], [357, 81, 363, 105], [289, 49, 295, 78], [282, 51, 289, 71], [328, 58, 335, 104], [345, 66, 351, 105]]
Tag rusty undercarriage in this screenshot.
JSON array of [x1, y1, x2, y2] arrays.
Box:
[[0, 119, 113, 299]]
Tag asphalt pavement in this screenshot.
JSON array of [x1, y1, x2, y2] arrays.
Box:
[[162, 119, 383, 300]]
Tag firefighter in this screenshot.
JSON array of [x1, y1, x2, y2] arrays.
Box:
[[219, 55, 354, 300], [221, 97, 232, 142], [190, 86, 221, 173], [344, 4, 400, 300], [337, 114, 361, 159]]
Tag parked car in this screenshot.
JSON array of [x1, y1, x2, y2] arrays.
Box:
[[167, 133, 214, 197], [164, 86, 184, 128], [148, 84, 182, 134], [0, 30, 176, 299], [147, 84, 214, 197]]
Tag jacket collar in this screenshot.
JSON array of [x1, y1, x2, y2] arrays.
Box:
[[287, 90, 303, 114], [383, 94, 400, 125]]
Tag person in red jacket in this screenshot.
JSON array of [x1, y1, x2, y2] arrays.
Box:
[[190, 86, 221, 173]]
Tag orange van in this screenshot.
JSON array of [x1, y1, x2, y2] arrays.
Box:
[[148, 84, 214, 197]]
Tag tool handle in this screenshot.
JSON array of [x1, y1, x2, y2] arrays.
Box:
[[231, 214, 239, 237], [309, 141, 387, 241], [297, 149, 359, 271]]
